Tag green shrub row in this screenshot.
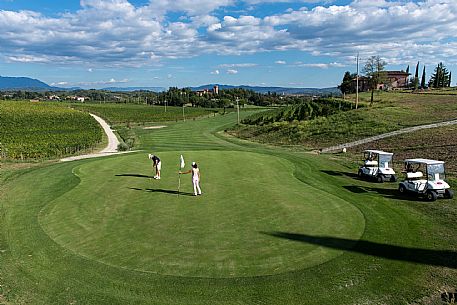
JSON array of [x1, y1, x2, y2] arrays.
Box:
[[71, 103, 217, 124], [241, 98, 356, 125]]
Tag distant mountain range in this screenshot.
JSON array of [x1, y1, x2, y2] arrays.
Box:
[[0, 76, 52, 90], [102, 86, 165, 92], [0, 76, 340, 96], [191, 84, 341, 96]]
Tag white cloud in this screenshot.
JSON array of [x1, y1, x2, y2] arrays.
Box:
[[275, 60, 286, 64], [219, 63, 257, 68], [227, 69, 238, 74], [51, 81, 69, 86], [245, 0, 334, 3], [211, 69, 220, 74], [78, 78, 129, 86], [148, 0, 234, 16], [6, 55, 49, 63], [295, 62, 346, 69], [0, 0, 457, 67]]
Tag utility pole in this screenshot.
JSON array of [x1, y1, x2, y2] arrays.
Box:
[[356, 52, 359, 110], [236, 97, 240, 124]]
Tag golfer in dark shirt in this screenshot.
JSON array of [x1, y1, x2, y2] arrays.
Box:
[[148, 154, 161, 179]]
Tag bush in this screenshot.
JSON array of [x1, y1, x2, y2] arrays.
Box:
[[117, 142, 129, 151]]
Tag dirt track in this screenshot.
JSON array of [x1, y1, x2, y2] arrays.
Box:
[[61, 114, 137, 162], [321, 118, 457, 153]]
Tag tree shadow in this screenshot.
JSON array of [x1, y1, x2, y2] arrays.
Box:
[[261, 231, 457, 269], [321, 170, 359, 179], [343, 185, 368, 194], [116, 174, 154, 179]]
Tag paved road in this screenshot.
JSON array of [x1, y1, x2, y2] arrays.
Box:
[[61, 114, 136, 162], [321, 118, 457, 153]]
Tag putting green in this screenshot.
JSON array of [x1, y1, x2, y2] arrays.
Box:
[[39, 151, 364, 278]]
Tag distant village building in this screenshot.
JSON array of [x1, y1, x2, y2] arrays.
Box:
[[379, 71, 410, 90], [352, 71, 410, 92], [68, 96, 90, 102], [48, 95, 61, 100], [196, 85, 219, 97]]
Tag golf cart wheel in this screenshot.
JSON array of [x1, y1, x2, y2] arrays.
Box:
[[426, 190, 437, 202], [399, 184, 406, 194], [444, 189, 454, 199], [376, 175, 384, 183], [390, 175, 397, 182], [357, 169, 363, 178]]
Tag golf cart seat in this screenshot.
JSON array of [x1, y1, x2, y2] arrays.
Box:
[[417, 183, 426, 192], [365, 160, 378, 167], [407, 171, 423, 179]]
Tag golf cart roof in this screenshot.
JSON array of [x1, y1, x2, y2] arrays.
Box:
[[364, 150, 393, 155], [404, 158, 445, 165]]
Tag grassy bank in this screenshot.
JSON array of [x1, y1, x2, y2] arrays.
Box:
[[229, 91, 457, 150], [0, 110, 456, 304]]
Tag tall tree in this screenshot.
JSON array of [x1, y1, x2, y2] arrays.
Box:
[[449, 71, 452, 87], [420, 66, 426, 89], [338, 71, 356, 98], [405, 65, 410, 75], [413, 61, 420, 90], [363, 55, 387, 106], [429, 62, 450, 88]]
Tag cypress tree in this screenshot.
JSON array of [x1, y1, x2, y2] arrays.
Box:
[[449, 72, 452, 87], [421, 66, 426, 89], [414, 61, 419, 90]]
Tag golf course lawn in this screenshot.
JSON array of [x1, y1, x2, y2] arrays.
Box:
[[39, 151, 364, 278], [1, 112, 456, 304]]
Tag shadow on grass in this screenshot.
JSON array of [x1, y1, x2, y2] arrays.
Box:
[[343, 185, 368, 194], [116, 174, 154, 179], [343, 185, 424, 202], [262, 231, 457, 269], [146, 189, 195, 197], [128, 187, 194, 196], [321, 170, 359, 179]]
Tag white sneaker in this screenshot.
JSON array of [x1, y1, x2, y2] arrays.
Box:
[[157, 176, 161, 180]]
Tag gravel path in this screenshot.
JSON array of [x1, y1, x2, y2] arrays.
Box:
[[321, 118, 457, 153], [61, 113, 136, 162]]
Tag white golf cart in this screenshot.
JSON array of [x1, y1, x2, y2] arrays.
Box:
[[398, 159, 454, 201], [358, 150, 397, 183]]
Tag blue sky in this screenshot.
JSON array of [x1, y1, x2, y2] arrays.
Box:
[[0, 0, 456, 89]]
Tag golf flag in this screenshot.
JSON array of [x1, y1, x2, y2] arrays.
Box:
[[180, 155, 185, 169]]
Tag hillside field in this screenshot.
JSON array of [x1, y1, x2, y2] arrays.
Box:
[[0, 100, 456, 304]]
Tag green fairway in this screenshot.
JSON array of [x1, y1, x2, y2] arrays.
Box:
[[1, 111, 456, 304], [39, 151, 364, 278]]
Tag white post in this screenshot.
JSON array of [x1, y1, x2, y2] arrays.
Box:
[[236, 98, 240, 124], [356, 52, 359, 110]]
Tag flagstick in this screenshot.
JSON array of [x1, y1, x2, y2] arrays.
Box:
[[178, 154, 184, 197], [178, 171, 181, 197]]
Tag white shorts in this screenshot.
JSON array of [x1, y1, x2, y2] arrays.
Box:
[[156, 161, 162, 171]]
